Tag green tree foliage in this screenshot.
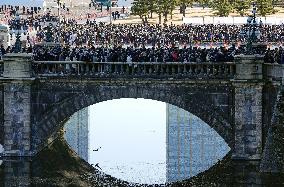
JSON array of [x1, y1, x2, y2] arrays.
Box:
[[256, 0, 274, 16], [209, 0, 233, 16], [147, 0, 157, 18], [150, 0, 176, 23], [198, 0, 210, 8], [131, 0, 151, 23], [176, 0, 194, 17], [234, 0, 252, 16]]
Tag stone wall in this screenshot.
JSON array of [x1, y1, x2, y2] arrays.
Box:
[[260, 88, 284, 172], [0, 84, 3, 146], [4, 160, 30, 186], [30, 79, 234, 155], [233, 82, 263, 160], [3, 83, 31, 156], [262, 84, 279, 143]]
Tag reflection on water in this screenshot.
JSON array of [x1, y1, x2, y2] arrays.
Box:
[[0, 136, 284, 186], [64, 108, 89, 162], [64, 98, 230, 184], [166, 104, 229, 183], [88, 99, 167, 184]]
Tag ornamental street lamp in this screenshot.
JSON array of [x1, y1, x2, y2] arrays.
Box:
[[44, 23, 55, 42], [54, 0, 64, 43], [239, 1, 261, 54], [9, 13, 27, 53]]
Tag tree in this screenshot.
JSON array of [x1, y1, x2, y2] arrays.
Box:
[[176, 0, 194, 17], [234, 0, 251, 16], [209, 0, 233, 16], [147, 0, 157, 18], [169, 0, 177, 20], [256, 0, 274, 16], [131, 0, 151, 23], [198, 0, 210, 9], [155, 0, 167, 24]]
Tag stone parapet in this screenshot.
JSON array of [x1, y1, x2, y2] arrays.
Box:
[[234, 54, 264, 80], [263, 63, 284, 83], [3, 53, 33, 79]]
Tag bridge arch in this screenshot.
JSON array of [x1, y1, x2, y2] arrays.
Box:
[[31, 83, 234, 155]]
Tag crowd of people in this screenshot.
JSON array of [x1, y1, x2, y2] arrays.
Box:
[[33, 22, 284, 46], [31, 44, 237, 63], [1, 42, 283, 64], [2, 12, 284, 64], [5, 11, 284, 46]]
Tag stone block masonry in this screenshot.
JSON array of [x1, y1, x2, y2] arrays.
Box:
[[0, 85, 3, 146], [3, 82, 31, 156], [233, 83, 263, 160]]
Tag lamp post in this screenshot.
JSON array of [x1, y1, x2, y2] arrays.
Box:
[[109, 0, 112, 24], [239, 1, 261, 54], [9, 13, 27, 53], [54, 0, 62, 43]]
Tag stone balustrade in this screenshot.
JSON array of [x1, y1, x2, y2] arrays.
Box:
[[1, 57, 284, 82], [32, 61, 236, 79], [263, 63, 284, 83]]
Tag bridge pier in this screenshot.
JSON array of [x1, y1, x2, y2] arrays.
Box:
[[2, 53, 33, 157], [232, 55, 264, 160]]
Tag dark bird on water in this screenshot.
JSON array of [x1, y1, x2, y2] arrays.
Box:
[[93, 147, 101, 151]]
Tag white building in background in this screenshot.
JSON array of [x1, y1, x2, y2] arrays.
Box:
[[0, 0, 43, 7], [64, 107, 90, 162], [43, 0, 91, 9]]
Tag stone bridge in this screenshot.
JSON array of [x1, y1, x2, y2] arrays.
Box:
[[0, 53, 283, 164]]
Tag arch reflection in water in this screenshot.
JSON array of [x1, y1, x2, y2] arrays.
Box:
[[166, 104, 230, 183], [64, 99, 230, 184], [64, 108, 89, 162]]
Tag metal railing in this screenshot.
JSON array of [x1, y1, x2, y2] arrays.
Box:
[[32, 61, 236, 79]]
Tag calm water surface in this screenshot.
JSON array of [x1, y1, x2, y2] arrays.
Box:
[[64, 98, 230, 184]]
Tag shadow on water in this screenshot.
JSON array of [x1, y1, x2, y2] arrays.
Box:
[[0, 137, 284, 186]]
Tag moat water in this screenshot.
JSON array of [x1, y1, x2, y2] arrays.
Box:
[[0, 99, 284, 186], [64, 98, 230, 184]]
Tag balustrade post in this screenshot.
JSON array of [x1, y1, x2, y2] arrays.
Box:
[[126, 64, 130, 75], [120, 64, 124, 75], [166, 65, 169, 75], [161, 64, 164, 75], [143, 64, 146, 75], [149, 64, 153, 74], [200, 64, 205, 75], [178, 65, 181, 75], [114, 64, 118, 74], [230, 64, 234, 77], [85, 63, 89, 75], [219, 65, 223, 76], [183, 64, 187, 75]]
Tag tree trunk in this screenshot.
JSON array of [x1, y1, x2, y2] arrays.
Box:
[[145, 16, 148, 24], [159, 13, 162, 24], [140, 15, 145, 24], [164, 12, 168, 22], [183, 4, 186, 17]]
